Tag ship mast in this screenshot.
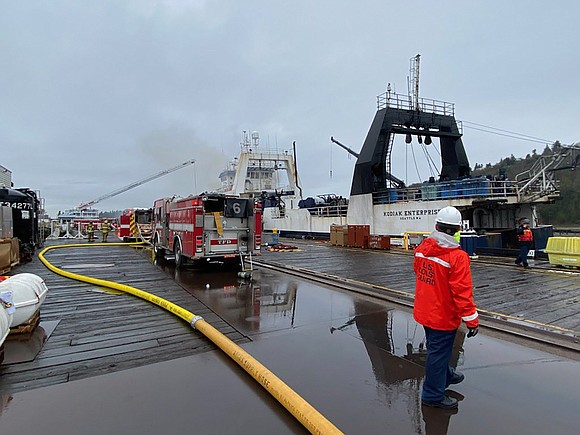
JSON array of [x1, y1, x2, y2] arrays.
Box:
[[408, 54, 421, 111]]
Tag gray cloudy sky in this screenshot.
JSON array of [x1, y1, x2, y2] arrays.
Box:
[[2, 1, 578, 217]]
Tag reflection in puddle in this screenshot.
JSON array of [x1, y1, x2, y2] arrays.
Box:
[[422, 404, 458, 435], [62, 263, 116, 269], [332, 304, 466, 434], [169, 268, 300, 333], [149, 255, 466, 433], [0, 394, 13, 417], [1, 320, 60, 365]]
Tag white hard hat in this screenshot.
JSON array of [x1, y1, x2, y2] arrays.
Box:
[[435, 206, 462, 226]]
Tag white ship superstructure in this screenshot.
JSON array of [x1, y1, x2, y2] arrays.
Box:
[[218, 131, 348, 237], [218, 131, 297, 196]]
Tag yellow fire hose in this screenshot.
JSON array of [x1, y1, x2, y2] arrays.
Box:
[[38, 242, 342, 435]]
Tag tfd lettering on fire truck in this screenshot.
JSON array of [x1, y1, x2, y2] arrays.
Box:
[[210, 239, 237, 245]]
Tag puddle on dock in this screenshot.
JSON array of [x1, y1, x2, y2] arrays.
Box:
[[1, 259, 578, 434], [162, 263, 580, 434], [1, 321, 60, 365], [61, 263, 116, 269]]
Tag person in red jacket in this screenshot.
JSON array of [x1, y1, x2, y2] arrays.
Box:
[[515, 218, 533, 268], [414, 206, 479, 409]]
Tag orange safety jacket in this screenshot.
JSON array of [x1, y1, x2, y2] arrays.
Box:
[[413, 232, 479, 331], [517, 228, 533, 243]]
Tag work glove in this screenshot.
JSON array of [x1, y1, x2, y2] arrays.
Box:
[[467, 326, 479, 338]]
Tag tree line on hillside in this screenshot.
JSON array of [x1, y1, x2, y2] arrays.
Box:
[[99, 210, 124, 219], [472, 142, 579, 226]]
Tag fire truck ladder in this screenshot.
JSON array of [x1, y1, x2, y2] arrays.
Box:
[[78, 159, 196, 210]]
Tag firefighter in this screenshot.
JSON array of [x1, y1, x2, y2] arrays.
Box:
[[101, 219, 110, 242], [413, 206, 479, 409], [87, 222, 95, 243], [515, 218, 534, 268]]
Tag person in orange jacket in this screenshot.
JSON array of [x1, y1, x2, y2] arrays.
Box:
[[414, 206, 479, 409], [515, 218, 533, 268]]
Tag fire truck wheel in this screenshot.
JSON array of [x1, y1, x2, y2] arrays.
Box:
[[174, 240, 183, 268], [153, 235, 164, 258]]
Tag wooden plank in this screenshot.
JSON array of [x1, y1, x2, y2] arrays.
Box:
[[0, 374, 70, 392], [0, 240, 247, 393], [262, 239, 580, 334], [2, 340, 161, 374]]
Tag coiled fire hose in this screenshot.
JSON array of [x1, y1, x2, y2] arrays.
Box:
[[39, 242, 342, 435]]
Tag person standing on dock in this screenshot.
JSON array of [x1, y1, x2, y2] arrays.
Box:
[[87, 222, 95, 243], [515, 218, 533, 269], [413, 206, 479, 410], [101, 219, 110, 242]]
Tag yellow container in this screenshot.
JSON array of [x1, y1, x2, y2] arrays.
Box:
[[544, 237, 580, 267]]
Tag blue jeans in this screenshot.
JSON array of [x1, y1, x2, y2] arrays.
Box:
[[515, 244, 531, 267], [422, 327, 458, 402]]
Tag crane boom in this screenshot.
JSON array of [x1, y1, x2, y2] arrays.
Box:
[[330, 136, 359, 158], [78, 159, 196, 210]]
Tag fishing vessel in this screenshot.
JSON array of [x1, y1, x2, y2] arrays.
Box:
[[220, 57, 577, 250], [218, 131, 348, 238]]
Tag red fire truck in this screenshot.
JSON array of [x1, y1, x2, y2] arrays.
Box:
[[118, 208, 153, 242], [152, 193, 261, 268]]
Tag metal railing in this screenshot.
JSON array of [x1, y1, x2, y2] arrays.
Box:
[[305, 204, 349, 217], [515, 146, 578, 200], [373, 177, 561, 205], [377, 92, 455, 116], [268, 203, 348, 218], [373, 179, 518, 204]]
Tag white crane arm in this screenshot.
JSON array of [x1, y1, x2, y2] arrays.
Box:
[[79, 159, 196, 210]]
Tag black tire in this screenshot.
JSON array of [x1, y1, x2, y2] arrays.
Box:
[[174, 240, 183, 268], [153, 235, 164, 259]]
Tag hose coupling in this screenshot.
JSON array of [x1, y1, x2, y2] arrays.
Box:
[[190, 315, 204, 329]]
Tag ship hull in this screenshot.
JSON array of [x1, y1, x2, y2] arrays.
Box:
[[263, 193, 538, 238], [263, 207, 346, 238]]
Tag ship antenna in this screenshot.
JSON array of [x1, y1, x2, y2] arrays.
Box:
[[408, 54, 421, 111], [241, 130, 251, 151]]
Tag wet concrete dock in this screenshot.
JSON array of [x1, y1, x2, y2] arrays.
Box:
[[1, 240, 579, 434]]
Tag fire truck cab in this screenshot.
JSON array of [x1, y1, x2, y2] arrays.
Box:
[[152, 193, 261, 268]]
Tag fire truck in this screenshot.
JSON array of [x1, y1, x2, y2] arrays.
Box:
[[118, 208, 153, 242], [152, 193, 261, 268]]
